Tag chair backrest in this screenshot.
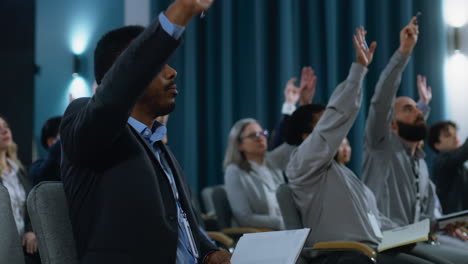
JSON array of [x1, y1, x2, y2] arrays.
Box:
[[27, 182, 78, 264], [211, 185, 233, 229], [201, 186, 216, 215], [276, 184, 303, 229], [0, 184, 26, 264]]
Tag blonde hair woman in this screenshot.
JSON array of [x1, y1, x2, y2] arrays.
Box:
[[0, 116, 40, 263]]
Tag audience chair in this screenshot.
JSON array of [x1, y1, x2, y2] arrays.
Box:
[[27, 182, 78, 264], [201, 186, 216, 216], [189, 187, 234, 249], [0, 184, 26, 264], [276, 184, 377, 263], [211, 185, 272, 240]]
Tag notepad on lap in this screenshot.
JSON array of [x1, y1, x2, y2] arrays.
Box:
[[378, 219, 430, 252], [231, 228, 310, 264]]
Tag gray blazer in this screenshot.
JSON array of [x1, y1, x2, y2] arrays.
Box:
[[224, 151, 289, 230]]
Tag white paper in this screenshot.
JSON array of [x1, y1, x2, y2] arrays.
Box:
[[378, 219, 429, 252], [231, 228, 310, 264]]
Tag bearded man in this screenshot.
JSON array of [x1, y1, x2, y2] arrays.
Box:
[[360, 19, 468, 263]]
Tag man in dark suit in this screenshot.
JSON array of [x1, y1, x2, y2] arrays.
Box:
[[60, 0, 230, 263]]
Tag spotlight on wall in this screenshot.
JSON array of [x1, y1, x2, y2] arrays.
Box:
[[71, 30, 89, 55], [69, 75, 90, 99], [444, 0, 468, 28]]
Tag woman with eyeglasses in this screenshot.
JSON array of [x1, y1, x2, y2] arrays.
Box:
[[223, 118, 287, 230], [0, 116, 41, 264]]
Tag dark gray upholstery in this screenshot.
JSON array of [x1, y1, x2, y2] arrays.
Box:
[[0, 184, 25, 264], [27, 182, 78, 264], [276, 184, 303, 229], [201, 186, 215, 215], [211, 185, 233, 229]]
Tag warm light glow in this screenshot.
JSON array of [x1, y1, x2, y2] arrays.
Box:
[[69, 75, 90, 99], [444, 0, 468, 27], [445, 51, 468, 141], [71, 28, 89, 55]]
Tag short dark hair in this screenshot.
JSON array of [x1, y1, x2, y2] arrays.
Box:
[[94, 25, 145, 85], [41, 116, 62, 149], [285, 104, 326, 146], [428, 121, 457, 152]]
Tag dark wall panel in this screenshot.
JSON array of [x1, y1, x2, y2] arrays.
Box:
[[0, 0, 35, 165]]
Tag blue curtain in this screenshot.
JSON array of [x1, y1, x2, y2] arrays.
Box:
[[150, 0, 447, 191]]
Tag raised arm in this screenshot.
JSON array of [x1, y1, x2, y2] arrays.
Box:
[[271, 67, 317, 149], [416, 74, 432, 119], [60, 0, 211, 164], [286, 27, 375, 184], [365, 18, 418, 149]]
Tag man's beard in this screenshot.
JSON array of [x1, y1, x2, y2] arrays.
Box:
[[397, 121, 427, 142]]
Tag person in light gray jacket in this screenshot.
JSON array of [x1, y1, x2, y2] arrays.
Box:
[[223, 118, 293, 230], [286, 24, 452, 264]]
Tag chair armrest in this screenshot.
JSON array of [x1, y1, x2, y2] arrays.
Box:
[[221, 227, 274, 234], [206, 232, 234, 248], [312, 241, 377, 260]]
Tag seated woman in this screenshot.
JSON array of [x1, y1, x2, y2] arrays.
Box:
[[223, 118, 285, 230], [0, 116, 40, 264]]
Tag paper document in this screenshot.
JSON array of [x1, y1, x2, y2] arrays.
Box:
[[231, 228, 310, 264], [437, 209, 468, 229], [378, 219, 429, 252]]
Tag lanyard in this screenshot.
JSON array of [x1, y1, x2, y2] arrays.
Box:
[[156, 147, 199, 259]]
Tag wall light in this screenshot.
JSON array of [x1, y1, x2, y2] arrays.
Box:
[[444, 51, 468, 140], [71, 29, 89, 55], [444, 0, 468, 28], [72, 55, 82, 76], [69, 75, 90, 99]]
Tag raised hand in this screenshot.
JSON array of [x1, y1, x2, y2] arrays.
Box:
[[166, 0, 214, 26], [299, 67, 317, 105], [398, 17, 419, 56], [417, 74, 432, 105], [353, 26, 377, 67], [284, 77, 301, 105]]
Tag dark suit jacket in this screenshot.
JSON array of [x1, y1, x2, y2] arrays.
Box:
[[29, 140, 62, 185], [60, 20, 217, 264]]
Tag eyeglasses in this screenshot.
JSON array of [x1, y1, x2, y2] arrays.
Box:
[[240, 130, 269, 140]]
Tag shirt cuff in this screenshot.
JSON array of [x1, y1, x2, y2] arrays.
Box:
[[158, 12, 185, 40], [282, 103, 296, 115], [417, 101, 430, 114]]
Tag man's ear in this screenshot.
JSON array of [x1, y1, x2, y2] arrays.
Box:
[[46, 137, 57, 148]]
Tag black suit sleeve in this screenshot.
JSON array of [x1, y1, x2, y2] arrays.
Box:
[[60, 21, 181, 165]]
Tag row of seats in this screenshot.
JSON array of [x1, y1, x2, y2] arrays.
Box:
[[0, 182, 77, 264], [1, 182, 375, 264]]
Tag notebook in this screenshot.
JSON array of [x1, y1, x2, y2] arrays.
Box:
[[378, 219, 430, 252], [231, 228, 310, 264]]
